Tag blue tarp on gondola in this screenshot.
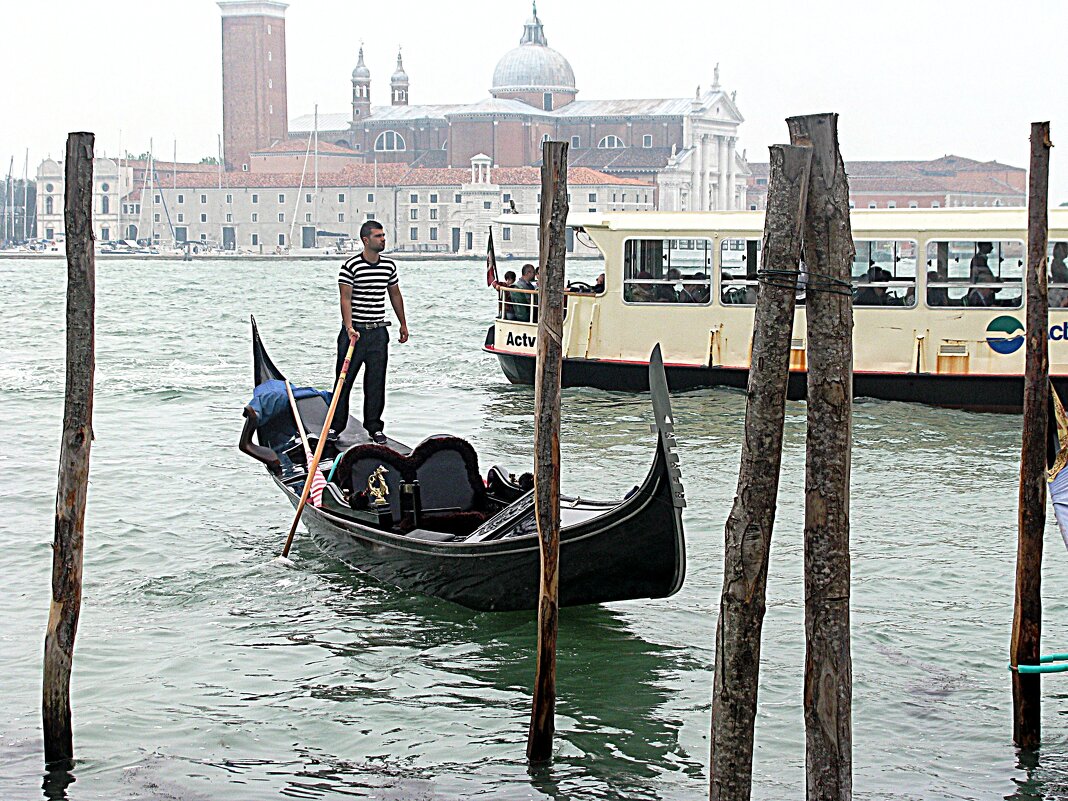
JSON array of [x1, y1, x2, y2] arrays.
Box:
[[247, 380, 331, 428]]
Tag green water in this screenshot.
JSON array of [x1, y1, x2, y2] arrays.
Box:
[[2, 257, 1068, 799]]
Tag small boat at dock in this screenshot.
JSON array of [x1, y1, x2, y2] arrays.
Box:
[[239, 318, 687, 611]]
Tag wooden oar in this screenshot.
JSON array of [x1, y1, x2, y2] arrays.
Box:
[[284, 380, 313, 458], [280, 333, 356, 558]]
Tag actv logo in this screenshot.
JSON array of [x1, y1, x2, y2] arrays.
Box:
[[985, 316, 1068, 354], [986, 316, 1025, 354]]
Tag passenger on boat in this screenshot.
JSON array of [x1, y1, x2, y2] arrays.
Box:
[[627, 271, 657, 303], [509, 264, 537, 322], [855, 267, 901, 306], [965, 268, 999, 307], [1051, 243, 1068, 281], [680, 273, 710, 303], [926, 269, 950, 307], [656, 269, 683, 302], [970, 242, 994, 281], [1051, 244, 1068, 307], [593, 273, 605, 294], [494, 271, 517, 318]]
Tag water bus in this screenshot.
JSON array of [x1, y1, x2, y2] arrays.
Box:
[[483, 208, 1068, 412]]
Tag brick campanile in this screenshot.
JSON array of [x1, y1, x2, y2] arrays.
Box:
[[219, 1, 289, 171]]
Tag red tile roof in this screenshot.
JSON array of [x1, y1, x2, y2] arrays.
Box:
[[154, 164, 649, 189], [125, 159, 219, 174], [748, 155, 1024, 197], [251, 138, 359, 156]]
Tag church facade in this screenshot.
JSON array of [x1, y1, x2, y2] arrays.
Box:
[[287, 6, 750, 211]]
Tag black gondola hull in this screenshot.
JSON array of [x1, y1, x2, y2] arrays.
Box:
[[282, 440, 683, 611]]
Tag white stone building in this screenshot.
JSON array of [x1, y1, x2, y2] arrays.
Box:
[[35, 153, 651, 257]]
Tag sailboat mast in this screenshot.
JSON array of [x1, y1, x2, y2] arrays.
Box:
[[314, 103, 319, 246], [149, 138, 155, 242], [22, 149, 29, 242], [4, 155, 12, 244], [117, 131, 123, 242]]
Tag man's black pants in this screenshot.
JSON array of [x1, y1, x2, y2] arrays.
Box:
[[334, 325, 389, 436]]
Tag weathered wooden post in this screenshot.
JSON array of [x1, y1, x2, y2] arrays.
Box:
[[1011, 120, 1051, 749], [787, 113, 854, 801], [43, 132, 96, 769], [527, 139, 568, 763], [710, 144, 812, 801]]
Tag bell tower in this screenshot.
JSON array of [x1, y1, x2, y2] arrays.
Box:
[[218, 0, 289, 171], [351, 45, 371, 122], [391, 49, 409, 106]]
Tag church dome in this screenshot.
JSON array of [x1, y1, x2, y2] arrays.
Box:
[[491, 5, 576, 95]]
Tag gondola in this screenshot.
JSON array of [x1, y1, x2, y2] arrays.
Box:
[[239, 318, 686, 612]]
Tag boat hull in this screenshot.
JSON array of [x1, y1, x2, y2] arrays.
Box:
[[280, 441, 684, 611], [487, 342, 1064, 414]]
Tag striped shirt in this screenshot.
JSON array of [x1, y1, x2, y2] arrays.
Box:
[[338, 254, 398, 325]]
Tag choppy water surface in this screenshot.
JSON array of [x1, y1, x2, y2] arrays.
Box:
[[3, 256, 1068, 800]]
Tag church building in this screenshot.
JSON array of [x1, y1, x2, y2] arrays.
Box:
[[286, 4, 750, 211]]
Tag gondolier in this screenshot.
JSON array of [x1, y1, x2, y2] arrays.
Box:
[[334, 220, 409, 445]]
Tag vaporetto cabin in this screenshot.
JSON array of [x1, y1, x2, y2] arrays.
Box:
[[484, 208, 1068, 411]]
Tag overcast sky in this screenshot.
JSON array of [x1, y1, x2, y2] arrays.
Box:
[[5, 0, 1067, 201]]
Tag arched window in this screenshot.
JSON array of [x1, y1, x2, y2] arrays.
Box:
[[598, 135, 625, 149], [101, 195, 109, 214], [45, 197, 53, 214], [374, 131, 406, 151]]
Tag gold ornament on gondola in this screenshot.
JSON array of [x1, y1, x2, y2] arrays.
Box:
[[367, 465, 390, 508]]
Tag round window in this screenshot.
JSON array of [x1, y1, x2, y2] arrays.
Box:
[[101, 183, 110, 192], [45, 183, 53, 192]]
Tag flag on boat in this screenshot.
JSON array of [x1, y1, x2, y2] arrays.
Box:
[[486, 230, 499, 287], [308, 465, 328, 507], [1047, 381, 1068, 551]]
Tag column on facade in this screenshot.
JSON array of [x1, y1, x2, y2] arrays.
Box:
[[691, 133, 703, 212], [702, 135, 713, 210], [717, 135, 728, 210], [726, 136, 736, 210]]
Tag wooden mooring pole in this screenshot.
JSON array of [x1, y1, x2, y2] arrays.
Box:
[[527, 139, 569, 763], [787, 113, 854, 801], [709, 143, 812, 801], [1011, 120, 1052, 749], [43, 132, 96, 768]]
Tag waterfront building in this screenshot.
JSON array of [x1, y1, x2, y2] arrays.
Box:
[[744, 155, 1026, 211], [35, 152, 650, 257], [35, 157, 218, 244]]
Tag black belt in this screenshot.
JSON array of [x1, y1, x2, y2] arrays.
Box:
[[354, 321, 390, 330]]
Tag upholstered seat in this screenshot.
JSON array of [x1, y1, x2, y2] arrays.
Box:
[[334, 435, 487, 526]]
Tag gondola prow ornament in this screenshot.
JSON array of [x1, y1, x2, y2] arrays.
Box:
[[367, 466, 390, 508]]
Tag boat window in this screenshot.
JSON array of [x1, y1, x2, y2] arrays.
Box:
[[1051, 241, 1068, 309], [623, 238, 712, 305], [924, 240, 1024, 309], [720, 238, 762, 305], [852, 239, 918, 308]]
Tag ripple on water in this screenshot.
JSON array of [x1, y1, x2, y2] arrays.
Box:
[[2, 257, 1068, 799]]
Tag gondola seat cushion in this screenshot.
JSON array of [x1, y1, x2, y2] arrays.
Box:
[[335, 435, 487, 524]]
